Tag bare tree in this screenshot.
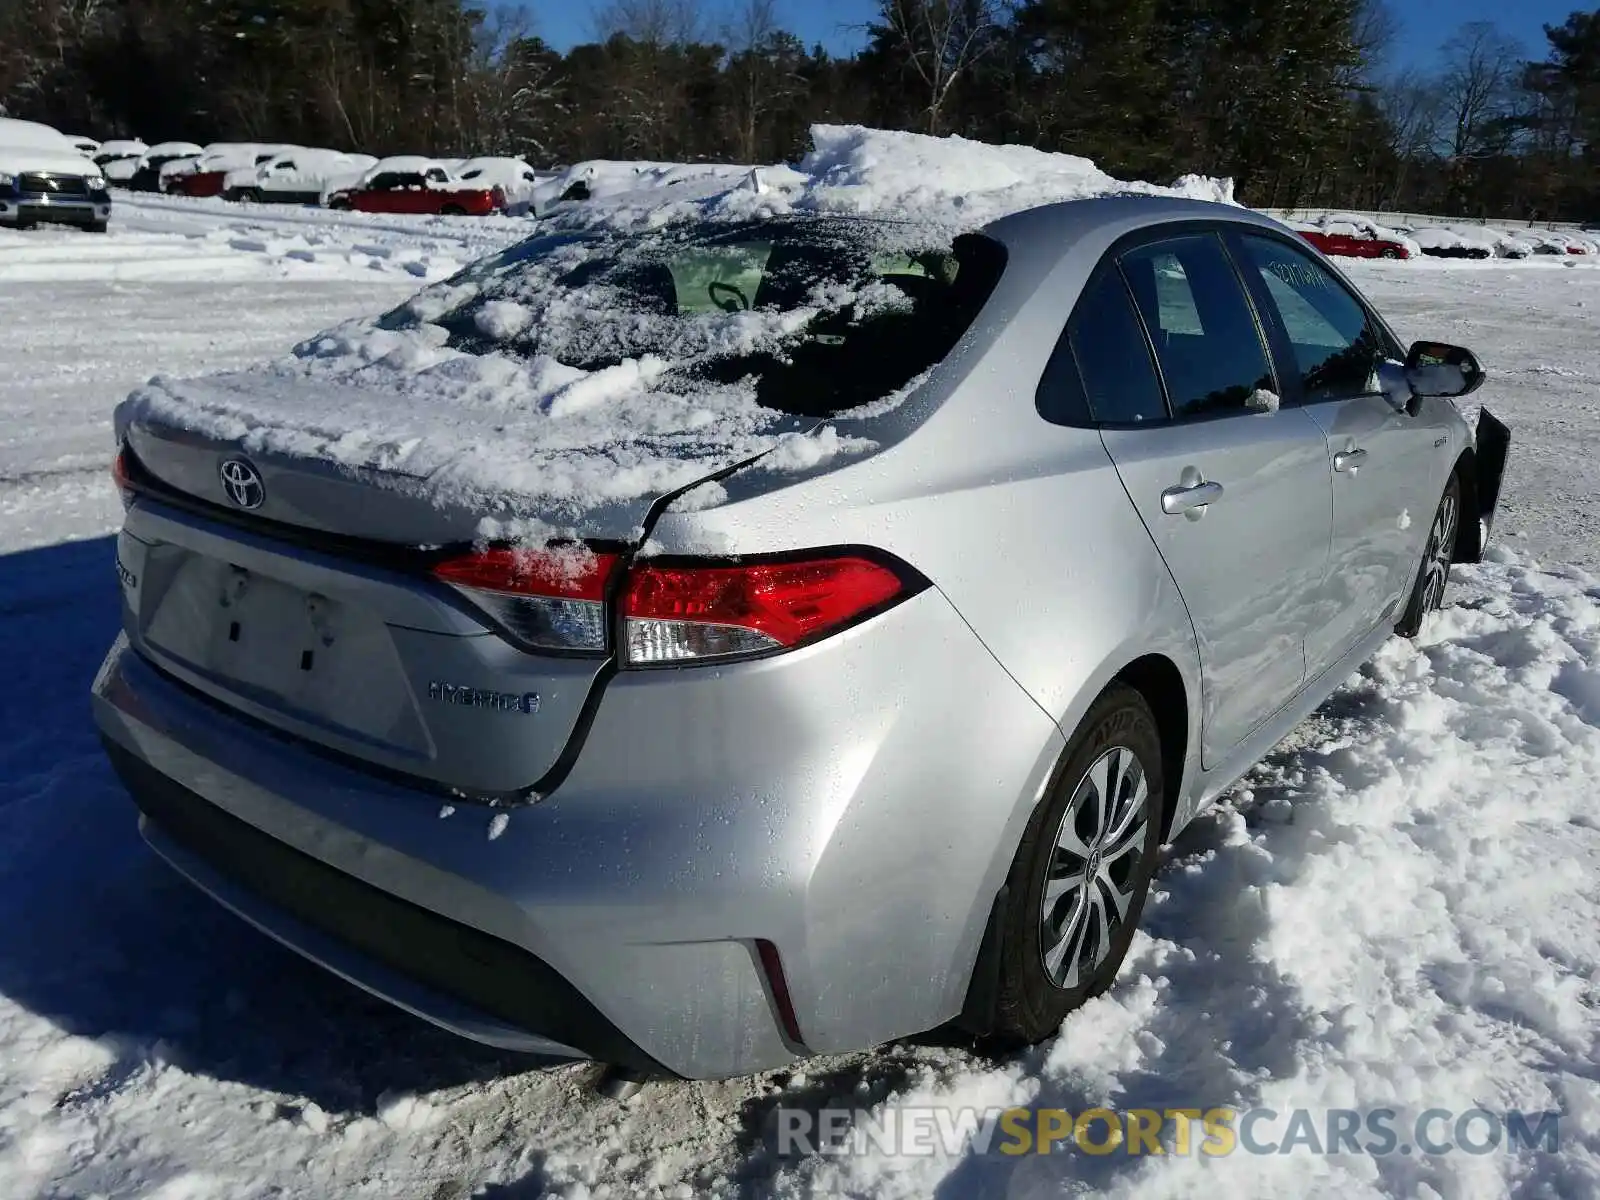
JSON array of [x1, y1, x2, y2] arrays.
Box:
[[592, 0, 703, 48], [877, 0, 997, 135], [1437, 21, 1525, 158], [1377, 75, 1444, 204], [722, 0, 797, 161]]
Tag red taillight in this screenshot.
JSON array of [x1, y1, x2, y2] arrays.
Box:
[[755, 938, 805, 1046], [111, 447, 134, 508], [432, 547, 619, 653], [620, 554, 907, 665]]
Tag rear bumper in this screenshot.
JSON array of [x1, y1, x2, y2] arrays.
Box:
[[92, 580, 1062, 1078], [103, 735, 653, 1069]]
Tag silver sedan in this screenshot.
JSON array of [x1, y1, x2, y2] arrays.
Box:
[[94, 197, 1508, 1080]]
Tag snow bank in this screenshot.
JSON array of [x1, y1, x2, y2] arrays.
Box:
[[552, 124, 1236, 232]]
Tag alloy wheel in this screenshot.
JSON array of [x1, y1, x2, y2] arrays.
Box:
[[1039, 745, 1152, 989], [1421, 490, 1459, 614]]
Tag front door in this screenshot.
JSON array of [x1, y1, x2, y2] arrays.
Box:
[[1230, 232, 1444, 674]]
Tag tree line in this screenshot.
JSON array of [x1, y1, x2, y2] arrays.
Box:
[[1, 0, 1596, 220]]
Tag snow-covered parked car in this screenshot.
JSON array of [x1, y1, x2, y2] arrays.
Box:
[[223, 149, 377, 205], [96, 163, 1511, 1080], [165, 143, 290, 197], [1484, 228, 1538, 258], [1296, 217, 1417, 259], [1532, 231, 1595, 256], [1410, 227, 1494, 260], [531, 159, 767, 217], [125, 141, 204, 192], [0, 140, 113, 232], [96, 139, 148, 183], [323, 156, 504, 215], [453, 156, 543, 215]]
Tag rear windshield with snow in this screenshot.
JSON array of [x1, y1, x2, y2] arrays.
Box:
[[386, 218, 1006, 418]]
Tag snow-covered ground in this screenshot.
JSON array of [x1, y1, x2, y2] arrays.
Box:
[[2, 200, 1599, 1197]]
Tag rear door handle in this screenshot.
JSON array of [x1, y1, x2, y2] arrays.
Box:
[[1333, 448, 1368, 473], [1161, 480, 1224, 515]]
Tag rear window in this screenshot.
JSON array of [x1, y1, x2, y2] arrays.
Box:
[[393, 218, 1007, 418]]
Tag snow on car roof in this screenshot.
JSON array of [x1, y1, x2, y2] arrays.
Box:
[[143, 141, 205, 158], [97, 139, 147, 158], [0, 117, 76, 150], [122, 125, 1238, 538], [361, 156, 453, 180], [189, 143, 291, 171], [0, 143, 104, 176]]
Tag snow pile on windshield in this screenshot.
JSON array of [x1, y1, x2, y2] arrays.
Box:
[[121, 127, 1233, 537]]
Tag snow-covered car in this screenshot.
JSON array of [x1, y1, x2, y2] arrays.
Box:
[[1410, 227, 1494, 260], [95, 139, 148, 182], [1484, 228, 1538, 258], [453, 156, 543, 215], [62, 134, 99, 157], [0, 141, 113, 232], [1533, 231, 1595, 256], [125, 142, 205, 192], [1297, 218, 1416, 260], [165, 144, 290, 198], [323, 156, 504, 215], [222, 149, 377, 205], [97, 196, 1510, 1081], [531, 159, 763, 216]]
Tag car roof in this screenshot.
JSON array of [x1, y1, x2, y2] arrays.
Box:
[[980, 194, 1289, 248]]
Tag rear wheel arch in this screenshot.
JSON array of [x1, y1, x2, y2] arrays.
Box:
[[1113, 654, 1188, 844], [954, 656, 1189, 1039]]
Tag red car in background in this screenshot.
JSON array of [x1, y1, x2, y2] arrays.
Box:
[[324, 158, 504, 216], [1297, 220, 1414, 260], [164, 145, 286, 197], [168, 169, 236, 198]]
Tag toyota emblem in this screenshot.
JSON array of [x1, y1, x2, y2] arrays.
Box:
[[218, 458, 266, 509]]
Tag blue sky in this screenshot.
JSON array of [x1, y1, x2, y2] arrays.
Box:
[[529, 0, 1578, 67]]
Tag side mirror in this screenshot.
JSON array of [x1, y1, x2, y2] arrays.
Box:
[[1405, 341, 1485, 400]]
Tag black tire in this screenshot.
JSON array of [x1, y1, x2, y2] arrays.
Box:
[[238, 188, 263, 204], [439, 203, 466, 216], [990, 683, 1164, 1045], [326, 196, 350, 210], [1397, 473, 1461, 638], [84, 220, 107, 234], [1381, 247, 1401, 259]]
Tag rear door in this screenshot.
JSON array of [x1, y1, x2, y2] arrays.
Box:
[[1230, 231, 1443, 674], [1086, 230, 1334, 767]]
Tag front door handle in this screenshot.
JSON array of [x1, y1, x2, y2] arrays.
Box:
[[1333, 448, 1368, 473], [1161, 480, 1224, 515]]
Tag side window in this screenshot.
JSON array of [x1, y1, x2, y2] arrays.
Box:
[[1118, 234, 1276, 419], [425, 168, 449, 184], [1237, 235, 1383, 403], [1068, 269, 1167, 424], [367, 172, 398, 190]]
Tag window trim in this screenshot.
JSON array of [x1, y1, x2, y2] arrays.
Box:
[[1222, 227, 1408, 410], [1035, 260, 1167, 428], [1112, 226, 1284, 426]]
